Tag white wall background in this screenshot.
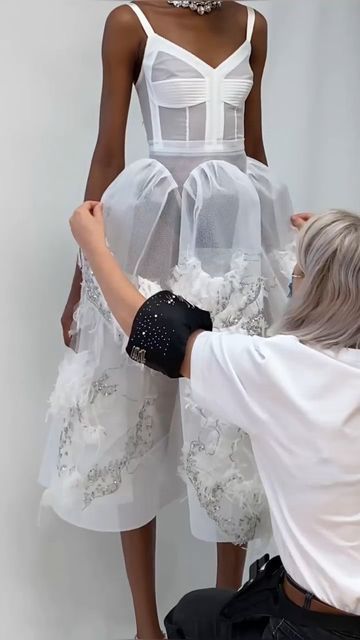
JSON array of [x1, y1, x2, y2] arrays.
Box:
[[0, 1, 359, 638]]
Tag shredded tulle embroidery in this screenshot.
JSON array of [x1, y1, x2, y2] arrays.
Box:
[[48, 350, 97, 418], [179, 386, 269, 544]]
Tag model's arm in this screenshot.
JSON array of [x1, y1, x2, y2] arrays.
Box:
[[244, 11, 268, 165], [61, 7, 142, 346]]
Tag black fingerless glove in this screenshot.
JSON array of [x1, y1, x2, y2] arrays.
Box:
[[126, 291, 213, 378]]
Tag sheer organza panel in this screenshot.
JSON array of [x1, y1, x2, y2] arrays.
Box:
[[136, 79, 153, 141], [179, 159, 261, 276], [226, 58, 254, 81], [223, 103, 245, 141], [102, 155, 294, 325], [151, 51, 203, 82], [102, 159, 180, 283], [159, 103, 207, 141]]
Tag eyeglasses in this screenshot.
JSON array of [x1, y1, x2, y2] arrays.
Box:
[[288, 272, 304, 298]]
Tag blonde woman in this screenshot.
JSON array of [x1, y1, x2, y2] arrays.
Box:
[[70, 205, 360, 640]]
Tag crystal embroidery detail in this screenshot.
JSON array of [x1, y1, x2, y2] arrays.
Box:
[[170, 255, 266, 336], [182, 395, 266, 544], [56, 367, 156, 509], [82, 259, 112, 322], [57, 371, 119, 475], [83, 397, 155, 507], [180, 380, 268, 544], [57, 405, 79, 475], [90, 372, 119, 404], [57, 253, 266, 533], [185, 437, 265, 544]]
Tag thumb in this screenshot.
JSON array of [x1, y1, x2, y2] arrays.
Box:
[[82, 201, 99, 212], [93, 203, 104, 219]]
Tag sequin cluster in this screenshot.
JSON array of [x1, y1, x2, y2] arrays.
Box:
[[213, 277, 265, 334], [83, 397, 155, 508], [82, 259, 112, 322], [57, 371, 119, 476], [59, 254, 267, 528], [180, 386, 267, 544], [171, 256, 266, 336], [184, 438, 264, 544], [57, 405, 79, 476], [89, 372, 119, 404]]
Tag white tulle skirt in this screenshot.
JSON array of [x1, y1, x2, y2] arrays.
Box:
[[40, 152, 295, 542]]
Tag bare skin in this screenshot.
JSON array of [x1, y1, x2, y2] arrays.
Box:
[[61, 3, 269, 637], [291, 212, 313, 229]]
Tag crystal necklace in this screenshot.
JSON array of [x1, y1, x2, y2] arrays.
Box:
[[167, 0, 222, 16]]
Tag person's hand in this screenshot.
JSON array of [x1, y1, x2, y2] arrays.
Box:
[[61, 290, 79, 348], [61, 265, 82, 348], [291, 212, 314, 230], [70, 201, 107, 258]]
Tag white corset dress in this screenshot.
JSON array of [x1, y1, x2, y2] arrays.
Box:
[[40, 3, 295, 544]]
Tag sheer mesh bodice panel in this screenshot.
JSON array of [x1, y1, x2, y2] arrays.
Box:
[[132, 3, 255, 156]]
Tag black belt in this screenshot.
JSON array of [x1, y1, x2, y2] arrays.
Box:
[[220, 555, 360, 635]]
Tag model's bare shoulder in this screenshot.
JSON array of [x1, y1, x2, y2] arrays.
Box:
[[230, 3, 267, 35], [103, 4, 144, 54], [253, 10, 268, 37]]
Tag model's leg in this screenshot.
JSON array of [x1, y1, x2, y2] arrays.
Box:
[[121, 518, 164, 640], [216, 543, 247, 590]]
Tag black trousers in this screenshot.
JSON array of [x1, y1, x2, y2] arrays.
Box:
[[165, 557, 360, 640]]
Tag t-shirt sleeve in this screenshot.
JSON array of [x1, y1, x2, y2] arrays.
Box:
[[190, 331, 267, 433]]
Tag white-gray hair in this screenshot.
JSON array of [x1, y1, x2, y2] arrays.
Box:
[[276, 210, 360, 349]]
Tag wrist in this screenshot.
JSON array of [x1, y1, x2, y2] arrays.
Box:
[[85, 242, 111, 271]]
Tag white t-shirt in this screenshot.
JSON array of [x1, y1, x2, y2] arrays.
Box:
[[191, 332, 360, 614]]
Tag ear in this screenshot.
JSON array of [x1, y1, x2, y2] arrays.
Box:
[[291, 213, 313, 230]]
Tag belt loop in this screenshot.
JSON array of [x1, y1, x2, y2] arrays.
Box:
[[304, 592, 314, 610]]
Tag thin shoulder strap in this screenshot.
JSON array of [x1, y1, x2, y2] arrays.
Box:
[[246, 7, 256, 42], [128, 3, 155, 37]]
